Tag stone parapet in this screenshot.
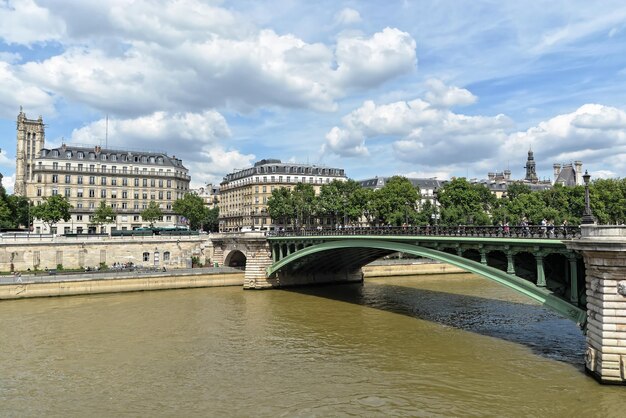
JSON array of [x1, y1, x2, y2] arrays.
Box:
[[0, 235, 210, 272], [567, 228, 626, 384]]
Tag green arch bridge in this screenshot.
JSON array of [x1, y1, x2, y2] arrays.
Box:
[[265, 226, 586, 326]]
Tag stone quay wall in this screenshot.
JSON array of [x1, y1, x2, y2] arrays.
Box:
[[0, 270, 243, 300], [0, 235, 214, 272]]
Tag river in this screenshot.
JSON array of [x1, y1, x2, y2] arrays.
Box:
[[1, 274, 625, 417]]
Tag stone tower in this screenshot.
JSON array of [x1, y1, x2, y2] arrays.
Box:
[[14, 108, 45, 196], [524, 148, 538, 183]]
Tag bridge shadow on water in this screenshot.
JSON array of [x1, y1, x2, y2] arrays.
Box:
[[283, 277, 586, 370]]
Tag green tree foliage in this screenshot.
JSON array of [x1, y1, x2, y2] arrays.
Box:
[[92, 200, 117, 227], [267, 187, 295, 227], [30, 195, 72, 231], [436, 178, 492, 225], [204, 207, 220, 232], [372, 176, 421, 226], [140, 201, 163, 227], [173, 193, 209, 230], [317, 179, 362, 226], [7, 195, 31, 229], [292, 183, 316, 227]]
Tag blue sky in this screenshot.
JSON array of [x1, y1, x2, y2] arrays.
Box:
[[2, 0, 626, 192]]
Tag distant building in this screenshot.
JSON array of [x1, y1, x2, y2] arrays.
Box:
[[219, 159, 347, 231], [481, 149, 583, 196], [15, 109, 190, 234], [358, 176, 444, 207], [192, 183, 220, 210]]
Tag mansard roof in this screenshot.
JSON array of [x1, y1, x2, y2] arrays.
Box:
[[37, 145, 187, 170]]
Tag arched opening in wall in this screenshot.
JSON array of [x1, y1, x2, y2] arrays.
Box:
[[461, 249, 481, 263], [289, 243, 296, 254], [226, 250, 247, 269], [544, 253, 568, 298], [486, 250, 507, 272], [513, 252, 537, 283]]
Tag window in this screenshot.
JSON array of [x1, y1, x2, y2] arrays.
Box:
[[151, 179, 155, 187], [122, 167, 128, 173], [262, 186, 266, 193], [143, 179, 147, 187], [143, 252, 150, 262], [65, 175, 71, 184], [36, 188, 42, 197], [122, 191, 128, 199], [89, 164, 95, 172], [122, 202, 127, 209], [77, 189, 83, 198], [77, 152, 84, 159], [142, 193, 147, 200], [158, 191, 163, 199], [89, 202, 95, 209], [101, 177, 106, 185], [158, 179, 163, 187], [111, 178, 117, 186], [66, 163, 71, 170], [134, 178, 139, 187], [65, 188, 71, 197], [133, 215, 140, 221], [52, 189, 58, 196], [167, 180, 171, 187], [122, 178, 128, 186], [52, 175, 58, 183], [111, 191, 117, 199], [77, 176, 83, 185], [89, 189, 95, 198], [101, 154, 106, 161], [134, 192, 139, 199], [53, 162, 58, 170], [89, 176, 95, 185], [101, 189, 106, 198], [76, 215, 83, 221], [37, 174, 42, 183], [166, 191, 171, 200]]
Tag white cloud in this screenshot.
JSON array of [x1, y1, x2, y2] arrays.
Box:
[[335, 27, 417, 89], [503, 104, 626, 173], [70, 110, 230, 154], [1, 173, 15, 194], [0, 149, 14, 167], [334, 8, 362, 25], [13, 3, 416, 115], [323, 81, 510, 162], [0, 62, 55, 118], [424, 78, 477, 108], [189, 147, 256, 187], [0, 0, 65, 44]]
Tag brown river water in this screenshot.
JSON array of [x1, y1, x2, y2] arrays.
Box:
[[1, 274, 625, 417]]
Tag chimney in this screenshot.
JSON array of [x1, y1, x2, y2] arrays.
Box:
[[488, 172, 495, 181], [504, 169, 511, 181], [553, 163, 561, 184], [574, 161, 583, 186]]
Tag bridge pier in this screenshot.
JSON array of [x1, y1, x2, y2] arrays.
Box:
[[567, 226, 626, 384]]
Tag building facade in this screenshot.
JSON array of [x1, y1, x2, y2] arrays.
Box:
[[15, 111, 190, 234], [219, 159, 347, 231]]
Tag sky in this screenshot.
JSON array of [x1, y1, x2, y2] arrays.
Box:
[[2, 0, 626, 192]]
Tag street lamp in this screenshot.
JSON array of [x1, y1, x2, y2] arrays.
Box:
[[581, 170, 596, 225], [433, 188, 439, 233]]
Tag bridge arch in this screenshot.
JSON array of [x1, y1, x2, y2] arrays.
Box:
[[225, 250, 247, 269], [266, 239, 585, 325]]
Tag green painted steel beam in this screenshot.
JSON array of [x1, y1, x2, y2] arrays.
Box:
[[267, 239, 586, 326]]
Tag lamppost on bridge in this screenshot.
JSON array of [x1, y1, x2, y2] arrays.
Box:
[[581, 170, 596, 225], [433, 188, 439, 233]]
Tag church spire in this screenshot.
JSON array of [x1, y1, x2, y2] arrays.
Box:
[[524, 147, 538, 183]]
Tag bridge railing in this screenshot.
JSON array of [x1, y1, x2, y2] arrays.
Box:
[[268, 225, 581, 240]]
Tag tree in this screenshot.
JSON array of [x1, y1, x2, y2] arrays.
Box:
[[92, 201, 117, 231], [436, 178, 492, 226], [373, 176, 420, 226], [173, 193, 209, 230], [7, 195, 31, 229], [267, 187, 294, 227], [140, 201, 163, 227], [204, 207, 220, 232], [30, 195, 72, 232], [317, 179, 362, 226], [291, 183, 316, 228]]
